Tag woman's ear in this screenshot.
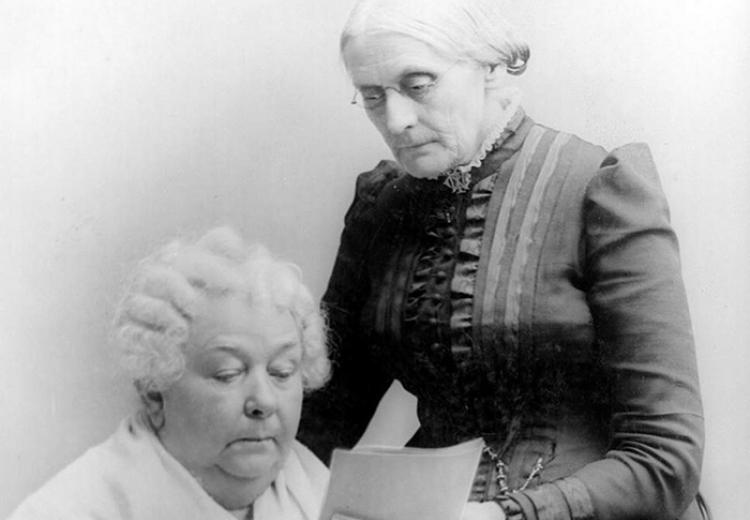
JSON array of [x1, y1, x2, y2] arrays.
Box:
[[484, 63, 504, 89], [136, 382, 166, 431]]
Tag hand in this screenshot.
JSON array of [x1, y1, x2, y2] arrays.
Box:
[[462, 501, 506, 520]]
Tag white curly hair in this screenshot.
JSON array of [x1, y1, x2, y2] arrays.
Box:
[[113, 227, 330, 395]]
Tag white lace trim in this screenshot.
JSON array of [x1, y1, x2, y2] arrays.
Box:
[[442, 88, 522, 193]]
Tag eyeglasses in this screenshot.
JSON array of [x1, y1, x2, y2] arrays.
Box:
[[350, 62, 459, 111]]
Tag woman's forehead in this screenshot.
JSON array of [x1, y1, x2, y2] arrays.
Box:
[[344, 33, 454, 83], [189, 296, 298, 346]]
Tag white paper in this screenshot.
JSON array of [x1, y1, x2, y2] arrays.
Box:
[[355, 379, 420, 449], [319, 438, 484, 520]]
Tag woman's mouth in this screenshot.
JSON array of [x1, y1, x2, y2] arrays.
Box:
[[399, 141, 436, 155], [402, 141, 431, 149], [226, 437, 274, 450]]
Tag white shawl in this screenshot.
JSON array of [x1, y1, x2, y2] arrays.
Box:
[[8, 413, 329, 520]]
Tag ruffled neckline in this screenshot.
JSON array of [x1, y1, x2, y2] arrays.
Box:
[[441, 88, 522, 193]]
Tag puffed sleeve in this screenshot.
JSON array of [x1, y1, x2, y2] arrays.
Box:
[[298, 161, 400, 463], [505, 144, 704, 519]]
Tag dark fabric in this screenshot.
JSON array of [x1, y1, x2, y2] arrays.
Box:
[[299, 114, 704, 519]]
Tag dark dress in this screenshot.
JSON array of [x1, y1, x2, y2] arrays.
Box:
[[300, 111, 704, 519]]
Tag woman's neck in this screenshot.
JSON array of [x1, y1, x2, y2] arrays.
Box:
[[228, 505, 252, 519], [189, 465, 269, 514], [442, 88, 521, 192], [476, 87, 521, 157]]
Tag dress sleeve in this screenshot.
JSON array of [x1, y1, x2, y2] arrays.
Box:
[[297, 162, 399, 463], [506, 144, 704, 519]]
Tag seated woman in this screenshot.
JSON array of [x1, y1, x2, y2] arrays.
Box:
[[9, 227, 330, 520]]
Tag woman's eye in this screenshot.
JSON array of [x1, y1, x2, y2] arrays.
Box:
[[404, 75, 435, 94], [408, 82, 430, 91], [269, 363, 299, 381], [213, 369, 244, 383], [360, 88, 384, 101]]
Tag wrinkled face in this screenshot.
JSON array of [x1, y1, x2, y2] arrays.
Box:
[[159, 296, 303, 509], [344, 33, 493, 178]]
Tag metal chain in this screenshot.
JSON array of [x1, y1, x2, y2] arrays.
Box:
[[482, 445, 546, 497]]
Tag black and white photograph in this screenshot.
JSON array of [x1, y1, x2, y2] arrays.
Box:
[[2, 1, 748, 519]]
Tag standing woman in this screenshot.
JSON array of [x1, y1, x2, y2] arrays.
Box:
[[300, 0, 705, 519]]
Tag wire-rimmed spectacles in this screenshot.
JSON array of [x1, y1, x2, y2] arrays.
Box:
[[350, 62, 460, 111]]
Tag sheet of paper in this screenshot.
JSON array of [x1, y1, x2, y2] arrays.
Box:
[[319, 438, 484, 520], [355, 379, 420, 449]]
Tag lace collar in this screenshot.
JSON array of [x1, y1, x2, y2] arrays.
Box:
[[442, 88, 522, 193]]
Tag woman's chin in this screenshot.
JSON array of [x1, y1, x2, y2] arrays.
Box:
[[397, 150, 451, 179], [219, 453, 280, 481], [400, 161, 445, 179]]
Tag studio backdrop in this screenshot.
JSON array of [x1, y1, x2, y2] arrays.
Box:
[[2, 1, 748, 517]]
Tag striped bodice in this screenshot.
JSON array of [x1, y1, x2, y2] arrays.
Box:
[[356, 118, 610, 490]]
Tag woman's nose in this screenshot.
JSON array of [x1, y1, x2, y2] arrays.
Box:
[[381, 89, 418, 135], [243, 373, 278, 419]]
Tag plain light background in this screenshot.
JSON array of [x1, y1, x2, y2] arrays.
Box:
[[2, 0, 748, 517]]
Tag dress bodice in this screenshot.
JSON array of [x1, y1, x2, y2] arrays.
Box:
[[351, 120, 610, 495], [300, 113, 704, 519]]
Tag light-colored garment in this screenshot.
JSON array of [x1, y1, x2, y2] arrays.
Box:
[[8, 413, 329, 520]]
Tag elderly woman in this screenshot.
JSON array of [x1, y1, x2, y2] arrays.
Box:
[[10, 228, 330, 520], [299, 1, 706, 519]]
